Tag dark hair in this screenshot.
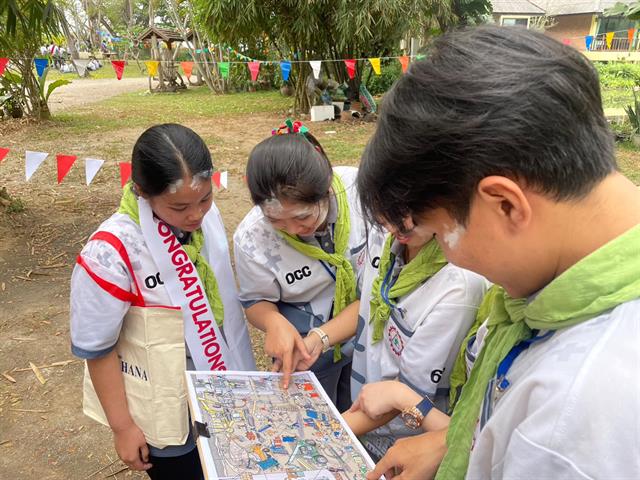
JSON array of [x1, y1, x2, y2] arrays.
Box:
[[246, 131, 333, 205], [358, 26, 616, 230], [131, 123, 213, 196]]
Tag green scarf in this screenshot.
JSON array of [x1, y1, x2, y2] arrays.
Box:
[[279, 173, 356, 362], [369, 235, 447, 343], [118, 184, 224, 327], [447, 285, 501, 413], [436, 223, 640, 479]]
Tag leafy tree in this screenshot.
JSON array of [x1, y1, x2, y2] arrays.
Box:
[[605, 1, 640, 20], [0, 0, 70, 119], [195, 0, 490, 113]]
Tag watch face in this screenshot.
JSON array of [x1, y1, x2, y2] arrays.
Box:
[[401, 410, 421, 429]]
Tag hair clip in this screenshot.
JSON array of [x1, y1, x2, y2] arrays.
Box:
[[271, 118, 310, 136]]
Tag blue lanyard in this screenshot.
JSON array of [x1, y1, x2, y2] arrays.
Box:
[[380, 257, 398, 308], [318, 223, 337, 281], [495, 330, 554, 392], [319, 260, 336, 280]]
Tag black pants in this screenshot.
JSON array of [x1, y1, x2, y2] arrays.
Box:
[[147, 447, 204, 480]]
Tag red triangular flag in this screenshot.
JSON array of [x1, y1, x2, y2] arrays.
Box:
[[0, 58, 8, 76], [119, 162, 132, 187], [399, 56, 409, 74], [344, 59, 356, 80], [248, 61, 261, 82], [111, 60, 125, 80], [0, 147, 9, 162], [212, 171, 221, 188], [181, 61, 194, 78], [56, 154, 77, 184]]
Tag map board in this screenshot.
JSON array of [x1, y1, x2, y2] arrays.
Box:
[[185, 371, 376, 480]]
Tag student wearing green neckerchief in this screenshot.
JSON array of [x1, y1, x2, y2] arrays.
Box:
[[296, 216, 488, 462], [233, 120, 368, 412], [70, 124, 255, 479], [358, 26, 640, 480]]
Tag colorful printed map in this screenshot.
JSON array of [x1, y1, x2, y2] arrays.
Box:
[[185, 371, 374, 480]]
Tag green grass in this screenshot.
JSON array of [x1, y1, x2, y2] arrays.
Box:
[[49, 88, 293, 137], [101, 87, 292, 117], [47, 63, 146, 82]]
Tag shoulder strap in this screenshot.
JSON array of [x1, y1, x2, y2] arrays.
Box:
[[76, 231, 145, 307]]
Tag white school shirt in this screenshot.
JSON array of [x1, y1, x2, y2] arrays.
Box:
[[70, 204, 254, 370], [233, 166, 368, 366], [466, 299, 640, 479], [351, 228, 488, 456]]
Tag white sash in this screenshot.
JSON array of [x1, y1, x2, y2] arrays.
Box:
[[138, 197, 236, 371]]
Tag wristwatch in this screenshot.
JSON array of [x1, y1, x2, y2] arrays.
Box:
[[400, 395, 434, 429], [308, 327, 330, 353]]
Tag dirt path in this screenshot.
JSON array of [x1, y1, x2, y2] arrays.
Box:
[[48, 78, 149, 113]]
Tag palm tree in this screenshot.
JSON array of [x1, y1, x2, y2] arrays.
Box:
[[0, 0, 69, 120]]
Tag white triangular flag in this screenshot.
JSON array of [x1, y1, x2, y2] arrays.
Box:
[[220, 171, 228, 190], [73, 59, 90, 77], [25, 151, 48, 181], [310, 61, 322, 80], [85, 158, 105, 185]]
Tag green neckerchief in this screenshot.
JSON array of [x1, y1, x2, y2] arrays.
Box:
[[369, 235, 447, 343], [279, 173, 356, 362], [118, 184, 224, 327], [447, 284, 501, 413], [436, 223, 640, 479]]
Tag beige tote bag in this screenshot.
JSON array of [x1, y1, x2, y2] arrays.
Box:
[[82, 305, 189, 449]]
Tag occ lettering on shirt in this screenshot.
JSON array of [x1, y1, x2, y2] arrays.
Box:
[[284, 266, 312, 285]]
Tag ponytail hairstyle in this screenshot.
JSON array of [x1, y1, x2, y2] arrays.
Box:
[[246, 120, 333, 205], [131, 123, 213, 196]]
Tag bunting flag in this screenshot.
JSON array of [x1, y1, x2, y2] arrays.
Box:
[[34, 58, 48, 77], [369, 57, 381, 75], [562, 39, 571, 45], [111, 60, 125, 80], [119, 162, 131, 188], [248, 61, 261, 82], [73, 59, 89, 77], [85, 158, 105, 186], [0, 147, 9, 162], [586, 35, 594, 50], [220, 171, 228, 190], [25, 151, 48, 181], [144, 60, 159, 77], [606, 31, 615, 49], [0, 58, 8, 76], [219, 62, 230, 78], [415, 54, 426, 60], [280, 61, 291, 82], [344, 59, 356, 80], [181, 61, 194, 78], [310, 60, 322, 80], [56, 154, 77, 184], [212, 171, 221, 188], [628, 28, 636, 46], [399, 55, 409, 73]]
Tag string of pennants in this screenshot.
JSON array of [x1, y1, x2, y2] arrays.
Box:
[[0, 54, 423, 82], [0, 149, 230, 189], [0, 26, 638, 82], [560, 27, 638, 50]]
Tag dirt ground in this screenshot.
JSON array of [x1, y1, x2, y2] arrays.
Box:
[[0, 80, 372, 479], [48, 78, 150, 113]]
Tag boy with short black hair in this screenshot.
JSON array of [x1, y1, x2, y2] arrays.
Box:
[[360, 25, 640, 479]]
